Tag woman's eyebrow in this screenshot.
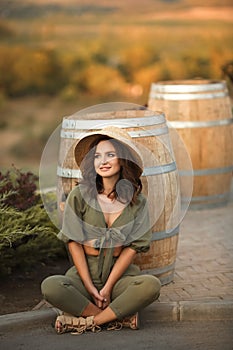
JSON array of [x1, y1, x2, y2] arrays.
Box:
[[95, 150, 116, 154]]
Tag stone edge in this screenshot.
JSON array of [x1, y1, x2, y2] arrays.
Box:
[[1, 301, 233, 332]]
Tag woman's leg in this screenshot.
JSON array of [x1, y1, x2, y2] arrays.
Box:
[[41, 274, 160, 330], [92, 275, 161, 327], [93, 306, 118, 326], [109, 274, 161, 320], [41, 274, 100, 317]]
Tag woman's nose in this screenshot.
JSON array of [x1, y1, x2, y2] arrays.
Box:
[[101, 157, 107, 164]]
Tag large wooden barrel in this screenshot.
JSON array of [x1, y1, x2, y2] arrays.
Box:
[[57, 108, 180, 285], [148, 79, 233, 209]]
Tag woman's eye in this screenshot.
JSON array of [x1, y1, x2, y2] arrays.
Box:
[[94, 154, 101, 159], [108, 153, 116, 157]]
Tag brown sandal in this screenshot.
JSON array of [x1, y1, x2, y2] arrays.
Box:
[[106, 321, 123, 331], [55, 315, 101, 335], [122, 313, 140, 330]]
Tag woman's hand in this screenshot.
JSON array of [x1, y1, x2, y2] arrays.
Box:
[[99, 287, 112, 309], [88, 285, 104, 309]]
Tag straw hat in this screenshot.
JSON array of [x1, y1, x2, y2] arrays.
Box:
[[74, 126, 143, 172]]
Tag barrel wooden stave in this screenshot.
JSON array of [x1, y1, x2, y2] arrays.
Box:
[[148, 79, 233, 209]]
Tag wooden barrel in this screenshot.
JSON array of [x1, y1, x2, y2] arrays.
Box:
[[148, 79, 233, 209], [57, 108, 180, 285]]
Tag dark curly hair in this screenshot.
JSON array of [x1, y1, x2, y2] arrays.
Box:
[[77, 135, 142, 205]]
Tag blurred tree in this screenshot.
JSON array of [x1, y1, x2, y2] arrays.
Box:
[[73, 63, 127, 97], [117, 45, 157, 82], [0, 46, 67, 96]]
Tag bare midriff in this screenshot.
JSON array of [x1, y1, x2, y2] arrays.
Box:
[[83, 239, 123, 257]]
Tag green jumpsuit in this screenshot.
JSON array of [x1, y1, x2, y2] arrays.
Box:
[[41, 185, 161, 319]]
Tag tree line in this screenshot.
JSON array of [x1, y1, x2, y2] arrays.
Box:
[[0, 43, 231, 101]]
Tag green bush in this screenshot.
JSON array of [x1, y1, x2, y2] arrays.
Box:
[[0, 167, 67, 275]]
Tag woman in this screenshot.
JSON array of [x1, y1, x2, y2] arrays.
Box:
[[41, 126, 161, 334]]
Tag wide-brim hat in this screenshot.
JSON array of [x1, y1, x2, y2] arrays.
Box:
[[74, 126, 143, 172]]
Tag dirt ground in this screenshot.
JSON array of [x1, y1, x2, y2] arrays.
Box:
[[0, 258, 71, 315]]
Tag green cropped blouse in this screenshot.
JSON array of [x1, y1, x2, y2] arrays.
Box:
[[58, 185, 152, 283]]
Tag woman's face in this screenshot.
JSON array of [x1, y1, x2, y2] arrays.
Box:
[[94, 140, 121, 179]]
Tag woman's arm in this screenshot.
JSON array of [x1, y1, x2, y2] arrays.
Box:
[[68, 241, 104, 307], [99, 247, 136, 307]]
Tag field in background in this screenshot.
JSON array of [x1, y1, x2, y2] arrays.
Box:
[[0, 0, 233, 172]]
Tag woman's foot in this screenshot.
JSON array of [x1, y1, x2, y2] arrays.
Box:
[[106, 313, 139, 331], [55, 318, 63, 333], [122, 313, 139, 330], [54, 314, 101, 334]]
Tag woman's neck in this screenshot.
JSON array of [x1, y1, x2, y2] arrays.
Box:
[[102, 176, 119, 195]]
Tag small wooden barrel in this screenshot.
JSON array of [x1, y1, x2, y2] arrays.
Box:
[[57, 108, 180, 285], [148, 79, 233, 209]]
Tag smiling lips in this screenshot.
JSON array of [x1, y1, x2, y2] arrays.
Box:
[[99, 166, 111, 171]]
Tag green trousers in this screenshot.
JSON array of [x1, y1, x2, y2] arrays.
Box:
[[41, 257, 161, 319]]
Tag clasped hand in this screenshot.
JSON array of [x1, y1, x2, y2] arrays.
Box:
[[91, 286, 111, 309]]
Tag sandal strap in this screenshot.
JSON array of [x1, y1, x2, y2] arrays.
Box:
[[85, 316, 95, 328], [107, 321, 123, 331], [122, 313, 139, 330], [55, 315, 101, 335]]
